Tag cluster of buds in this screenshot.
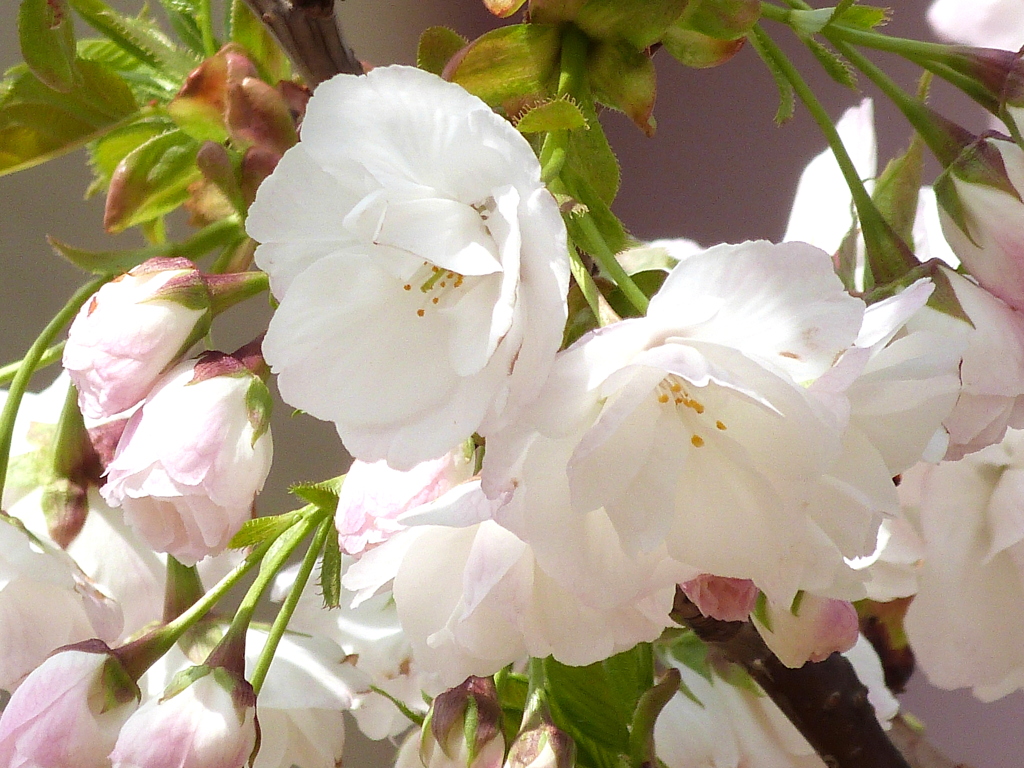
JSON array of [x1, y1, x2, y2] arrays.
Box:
[[61, 257, 272, 565]]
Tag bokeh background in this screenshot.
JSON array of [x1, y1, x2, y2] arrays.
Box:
[[1, 1, 1020, 764]]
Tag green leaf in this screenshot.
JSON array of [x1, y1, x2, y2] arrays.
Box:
[[68, 0, 199, 77], [19, 0, 78, 92], [664, 629, 713, 683], [319, 529, 342, 609], [229, 508, 304, 548], [805, 38, 856, 90], [103, 128, 201, 232], [77, 38, 179, 102], [515, 97, 587, 133], [417, 26, 468, 77], [290, 475, 345, 512], [230, 0, 292, 83], [544, 656, 631, 753], [49, 217, 242, 273], [0, 59, 137, 176], [447, 24, 561, 112], [606, 270, 666, 317], [87, 115, 176, 195], [628, 668, 680, 768], [588, 39, 657, 136], [157, 0, 206, 55]]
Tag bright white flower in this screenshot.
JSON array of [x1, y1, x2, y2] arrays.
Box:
[[928, 0, 1024, 50], [896, 428, 1024, 700], [0, 515, 121, 692], [485, 240, 878, 607], [110, 666, 257, 768], [0, 643, 139, 768], [248, 65, 570, 470], [101, 356, 273, 566]]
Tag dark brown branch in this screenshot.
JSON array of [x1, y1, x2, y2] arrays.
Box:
[[671, 589, 911, 768], [242, 0, 363, 86]]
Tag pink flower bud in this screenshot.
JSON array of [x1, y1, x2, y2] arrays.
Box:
[[100, 355, 273, 566], [504, 722, 575, 768], [753, 594, 860, 669], [421, 677, 505, 768], [110, 666, 257, 768], [934, 135, 1024, 312], [0, 642, 140, 768], [63, 258, 212, 420], [680, 575, 759, 622]]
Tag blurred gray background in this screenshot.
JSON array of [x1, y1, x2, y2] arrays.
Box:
[[1, 0, 1019, 765]]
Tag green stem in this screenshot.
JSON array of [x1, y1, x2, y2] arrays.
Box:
[[540, 24, 590, 182], [249, 513, 333, 694], [213, 506, 327, 679], [821, 32, 971, 167], [576, 214, 649, 314], [750, 25, 916, 284], [116, 527, 286, 681], [0, 276, 110, 502], [200, 0, 218, 57], [0, 343, 65, 387]]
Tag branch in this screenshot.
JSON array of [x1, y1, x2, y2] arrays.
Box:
[[242, 0, 363, 86], [887, 716, 974, 768], [671, 589, 911, 768]]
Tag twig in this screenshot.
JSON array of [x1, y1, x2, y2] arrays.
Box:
[[242, 0, 363, 86], [671, 589, 911, 768]]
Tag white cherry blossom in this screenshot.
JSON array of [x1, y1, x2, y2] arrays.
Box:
[[248, 65, 569, 470]]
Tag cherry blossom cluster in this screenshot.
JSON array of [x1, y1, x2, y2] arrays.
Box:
[[3, 0, 1024, 766]]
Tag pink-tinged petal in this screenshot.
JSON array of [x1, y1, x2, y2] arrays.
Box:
[[681, 575, 759, 622], [754, 595, 859, 668]]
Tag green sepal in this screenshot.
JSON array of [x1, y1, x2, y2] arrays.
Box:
[[0, 59, 137, 176], [19, 0, 79, 92], [660, 25, 745, 69], [446, 24, 561, 113], [805, 38, 856, 90], [786, 8, 833, 38], [87, 115, 177, 197], [229, 0, 291, 83], [606, 270, 666, 318], [50, 218, 241, 274], [932, 171, 977, 248], [872, 133, 924, 249], [588, 39, 657, 136], [164, 663, 213, 699], [290, 475, 345, 512], [417, 26, 469, 77], [832, 3, 890, 31], [370, 684, 427, 727], [103, 128, 201, 233], [157, 0, 206, 55], [676, 0, 760, 41], [515, 96, 587, 133], [628, 668, 680, 768], [244, 375, 273, 445], [229, 507, 306, 549], [99, 653, 142, 711], [319, 527, 342, 609], [68, 0, 200, 77], [752, 591, 772, 632], [748, 27, 794, 124], [562, 94, 620, 206], [572, 0, 689, 50], [663, 629, 713, 684], [926, 262, 974, 327]]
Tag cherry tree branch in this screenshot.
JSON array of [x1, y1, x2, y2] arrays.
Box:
[[671, 589, 911, 768], [242, 0, 363, 86]]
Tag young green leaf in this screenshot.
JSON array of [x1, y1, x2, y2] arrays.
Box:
[[19, 0, 79, 92], [290, 475, 345, 512], [0, 59, 137, 176], [103, 128, 201, 232], [543, 657, 631, 753], [805, 38, 857, 90], [588, 38, 657, 136], [69, 0, 199, 77], [228, 508, 305, 548], [748, 26, 794, 124], [87, 115, 176, 195], [157, 0, 206, 55]]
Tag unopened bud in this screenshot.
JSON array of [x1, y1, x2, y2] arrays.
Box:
[[504, 723, 574, 768], [680, 574, 758, 622], [421, 677, 505, 768], [753, 593, 859, 668]]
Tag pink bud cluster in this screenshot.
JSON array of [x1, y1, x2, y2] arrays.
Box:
[[62, 258, 273, 566]]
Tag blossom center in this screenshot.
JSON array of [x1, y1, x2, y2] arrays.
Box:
[[403, 261, 468, 318], [655, 374, 728, 447]]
